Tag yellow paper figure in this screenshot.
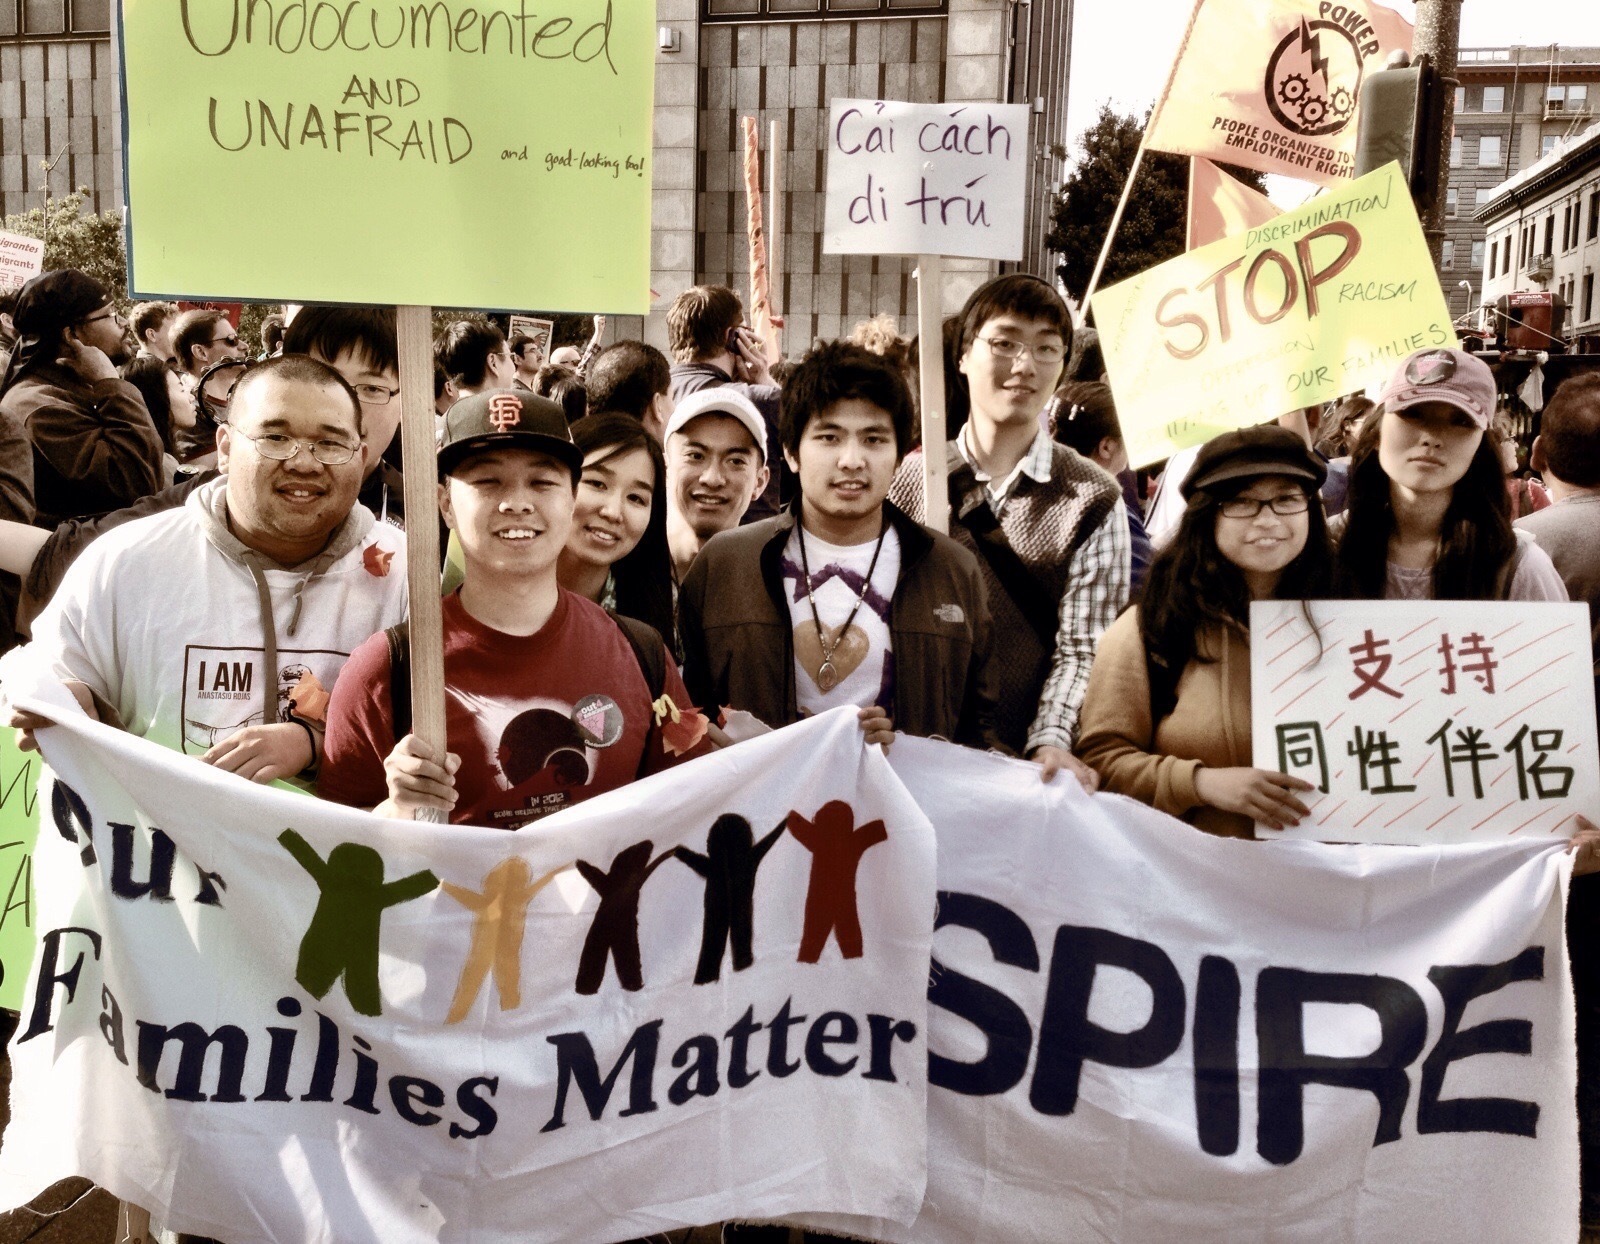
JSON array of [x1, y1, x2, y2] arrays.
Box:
[[442, 858, 564, 1025]]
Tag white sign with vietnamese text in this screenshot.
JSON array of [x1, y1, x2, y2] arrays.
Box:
[[1251, 600, 1600, 844], [823, 99, 1029, 261], [0, 230, 45, 292]]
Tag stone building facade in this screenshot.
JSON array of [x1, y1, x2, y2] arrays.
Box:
[[0, 0, 121, 222], [1445, 44, 1600, 322], [1478, 118, 1600, 347]]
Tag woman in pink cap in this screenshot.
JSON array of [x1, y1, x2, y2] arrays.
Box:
[[1333, 346, 1567, 602]]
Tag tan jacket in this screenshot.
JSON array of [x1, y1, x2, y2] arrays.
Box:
[[1075, 608, 1255, 839]]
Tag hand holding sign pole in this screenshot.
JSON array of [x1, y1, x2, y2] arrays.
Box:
[[822, 99, 1030, 534]]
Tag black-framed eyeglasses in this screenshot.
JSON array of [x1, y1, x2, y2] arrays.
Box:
[[79, 308, 125, 328], [976, 336, 1066, 365], [1218, 493, 1310, 519], [234, 430, 360, 466], [352, 382, 400, 406], [211, 333, 241, 348]]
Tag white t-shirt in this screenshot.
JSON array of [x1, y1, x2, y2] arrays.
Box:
[[782, 524, 902, 717]]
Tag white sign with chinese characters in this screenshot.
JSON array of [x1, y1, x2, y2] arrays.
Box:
[[1250, 600, 1600, 845]]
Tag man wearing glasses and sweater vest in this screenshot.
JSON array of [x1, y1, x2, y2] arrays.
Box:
[[890, 274, 1130, 788]]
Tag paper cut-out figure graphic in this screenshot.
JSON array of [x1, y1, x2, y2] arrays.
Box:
[[279, 829, 439, 1017], [675, 814, 786, 984], [786, 801, 887, 964], [574, 840, 674, 995], [442, 857, 566, 1024]]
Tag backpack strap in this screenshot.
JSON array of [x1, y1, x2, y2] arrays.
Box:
[[607, 609, 668, 700], [386, 621, 412, 741], [948, 474, 1059, 650]]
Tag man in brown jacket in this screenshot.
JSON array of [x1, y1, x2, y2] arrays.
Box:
[[0, 270, 164, 527], [678, 341, 997, 749]]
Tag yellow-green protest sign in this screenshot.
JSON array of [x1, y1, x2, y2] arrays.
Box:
[[120, 0, 652, 312], [1090, 162, 1455, 468], [0, 732, 38, 1012]]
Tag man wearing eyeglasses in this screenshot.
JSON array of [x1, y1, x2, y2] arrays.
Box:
[[0, 269, 163, 529], [2, 354, 408, 789], [890, 274, 1130, 788]]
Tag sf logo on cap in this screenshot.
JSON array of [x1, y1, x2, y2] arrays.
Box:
[[488, 392, 523, 432], [1405, 350, 1457, 386]]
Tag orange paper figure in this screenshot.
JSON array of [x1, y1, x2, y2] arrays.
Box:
[[441, 857, 564, 1025]]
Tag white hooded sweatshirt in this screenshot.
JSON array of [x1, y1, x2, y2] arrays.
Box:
[[0, 477, 409, 760]]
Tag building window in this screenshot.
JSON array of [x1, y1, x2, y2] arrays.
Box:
[[1549, 83, 1591, 111], [1442, 240, 1455, 271], [0, 0, 107, 33], [704, 0, 947, 17], [1543, 134, 1560, 158], [1503, 235, 1512, 275], [1476, 189, 1494, 210], [1455, 86, 1466, 112], [1546, 214, 1556, 256], [1446, 187, 1458, 219], [1488, 242, 1497, 280], [1586, 273, 1596, 322], [1471, 240, 1485, 272], [1451, 135, 1462, 168], [1565, 205, 1574, 250], [1482, 85, 1505, 113], [1478, 134, 1502, 166], [1590, 192, 1600, 241]]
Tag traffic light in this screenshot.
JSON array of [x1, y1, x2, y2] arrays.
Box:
[[1354, 54, 1446, 212]]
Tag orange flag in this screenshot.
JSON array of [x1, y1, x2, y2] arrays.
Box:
[[1145, 0, 1412, 187], [1186, 157, 1282, 250]]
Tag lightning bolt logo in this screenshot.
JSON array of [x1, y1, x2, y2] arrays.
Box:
[[1298, 18, 1331, 88]]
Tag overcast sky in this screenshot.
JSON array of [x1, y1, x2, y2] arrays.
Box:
[[1066, 0, 1600, 204]]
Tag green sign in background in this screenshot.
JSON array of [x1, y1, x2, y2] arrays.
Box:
[[120, 0, 654, 312], [0, 732, 39, 1013]]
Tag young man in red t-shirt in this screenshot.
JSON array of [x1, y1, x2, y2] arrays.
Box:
[[320, 390, 706, 828]]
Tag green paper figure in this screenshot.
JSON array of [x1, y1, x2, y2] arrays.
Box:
[[279, 828, 439, 1017]]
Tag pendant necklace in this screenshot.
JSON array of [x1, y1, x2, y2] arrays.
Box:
[[797, 519, 887, 693]]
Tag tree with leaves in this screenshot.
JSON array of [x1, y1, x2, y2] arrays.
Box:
[[3, 187, 127, 305], [1047, 106, 1268, 306]]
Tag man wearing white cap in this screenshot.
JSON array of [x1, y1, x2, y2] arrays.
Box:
[[663, 386, 772, 584]]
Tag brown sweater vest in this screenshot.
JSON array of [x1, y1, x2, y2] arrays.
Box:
[[890, 441, 1120, 752]]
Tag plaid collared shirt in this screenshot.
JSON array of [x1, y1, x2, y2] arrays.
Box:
[[956, 424, 1057, 519], [956, 426, 1131, 753]]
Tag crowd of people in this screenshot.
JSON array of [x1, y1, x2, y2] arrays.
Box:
[[0, 264, 1599, 1240]]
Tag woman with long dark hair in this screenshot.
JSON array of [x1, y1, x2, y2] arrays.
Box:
[[1333, 348, 1566, 601], [119, 355, 191, 465], [1074, 427, 1329, 838], [558, 413, 674, 642]]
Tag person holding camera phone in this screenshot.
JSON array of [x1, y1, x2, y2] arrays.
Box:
[[664, 284, 788, 522]]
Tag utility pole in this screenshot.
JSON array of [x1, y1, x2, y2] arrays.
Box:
[[1413, 0, 1463, 267]]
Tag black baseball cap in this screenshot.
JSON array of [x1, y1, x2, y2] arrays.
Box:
[[438, 389, 584, 481], [1181, 426, 1327, 499]]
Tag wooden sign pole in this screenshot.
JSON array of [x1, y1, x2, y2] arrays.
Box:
[[768, 116, 785, 357], [915, 254, 949, 535], [116, 1202, 153, 1243], [395, 304, 449, 824]]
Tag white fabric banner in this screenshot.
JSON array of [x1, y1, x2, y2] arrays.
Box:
[[2, 701, 934, 1243], [845, 737, 1577, 1244], [0, 697, 1580, 1243]]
